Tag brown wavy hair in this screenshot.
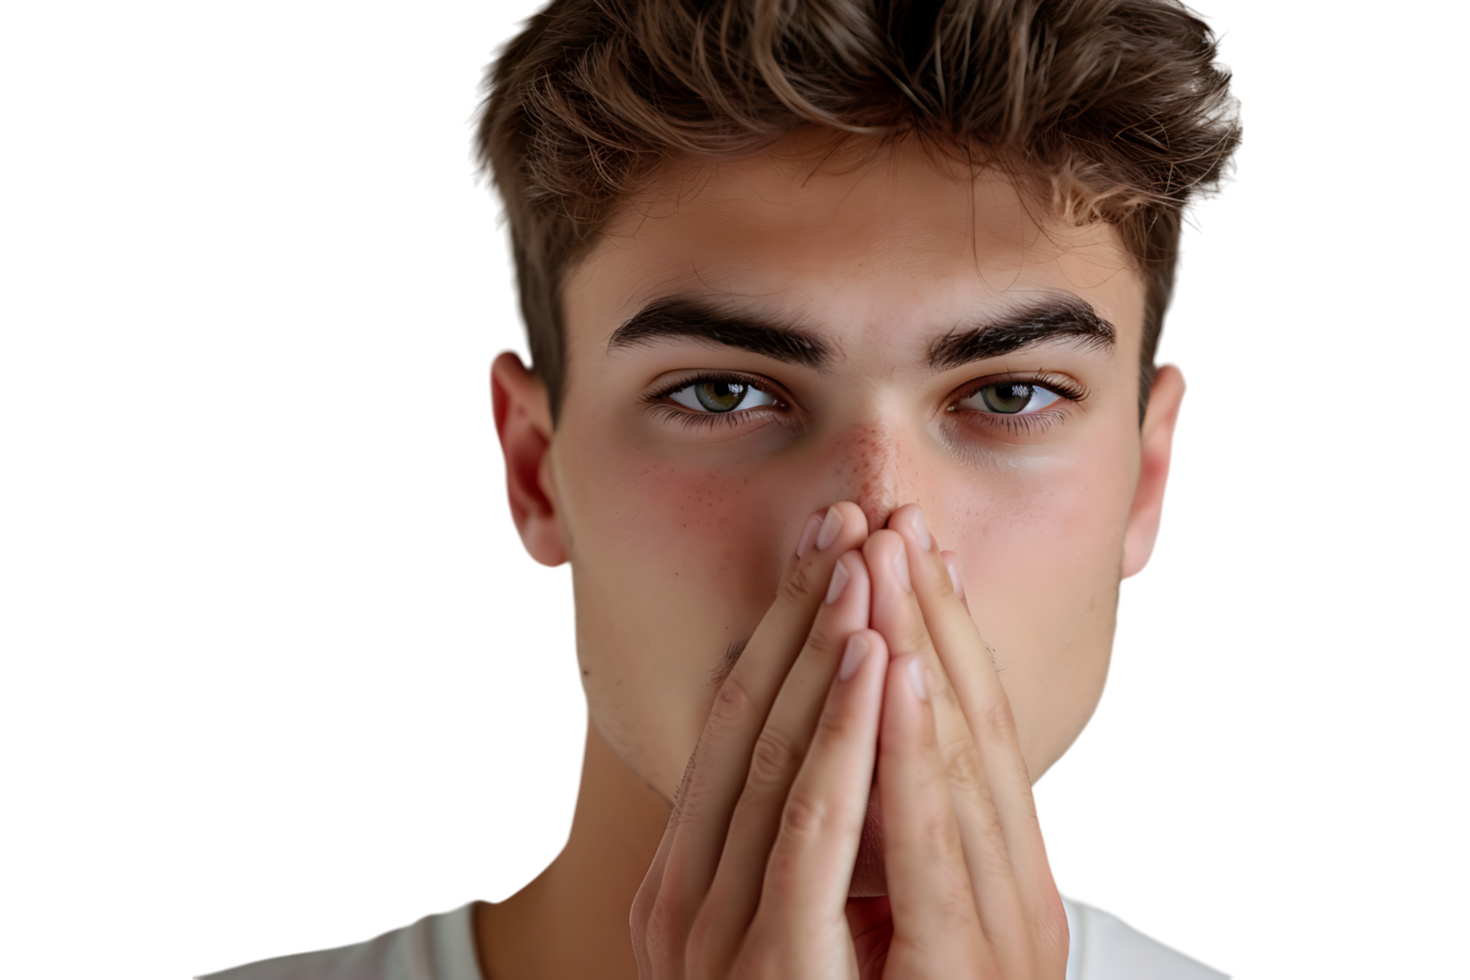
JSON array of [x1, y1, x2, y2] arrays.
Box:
[[475, 0, 1240, 421]]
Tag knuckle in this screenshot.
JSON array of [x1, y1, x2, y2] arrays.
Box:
[[710, 671, 753, 725], [775, 557, 822, 605], [746, 727, 806, 794], [778, 791, 829, 844], [898, 621, 931, 657], [975, 696, 1020, 747], [803, 618, 843, 656], [940, 737, 985, 795]]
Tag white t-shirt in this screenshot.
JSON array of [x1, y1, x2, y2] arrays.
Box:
[[200, 897, 1226, 979]]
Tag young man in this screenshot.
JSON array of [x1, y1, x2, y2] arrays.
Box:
[[207, 0, 1238, 976]]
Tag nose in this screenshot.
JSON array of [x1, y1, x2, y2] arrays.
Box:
[[817, 411, 929, 540]]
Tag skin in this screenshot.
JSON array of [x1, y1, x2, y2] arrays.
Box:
[[480, 134, 1185, 978]]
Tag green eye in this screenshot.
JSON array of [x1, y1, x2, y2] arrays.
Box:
[[957, 383, 1061, 415], [649, 367, 1087, 437]]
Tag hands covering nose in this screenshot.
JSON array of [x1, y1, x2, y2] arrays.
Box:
[[630, 502, 1068, 979], [861, 507, 1068, 977]]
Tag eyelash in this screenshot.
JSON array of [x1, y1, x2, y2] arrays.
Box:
[[645, 370, 1088, 434]]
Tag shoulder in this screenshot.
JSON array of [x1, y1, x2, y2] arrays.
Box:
[[198, 904, 483, 980], [1063, 896, 1227, 980]]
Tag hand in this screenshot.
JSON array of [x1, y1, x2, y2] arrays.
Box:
[[856, 505, 1069, 977], [630, 500, 887, 977]]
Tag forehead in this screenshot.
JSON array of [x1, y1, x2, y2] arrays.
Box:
[[564, 136, 1145, 354]]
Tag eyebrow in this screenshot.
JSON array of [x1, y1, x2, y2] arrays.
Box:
[[608, 295, 1114, 373]]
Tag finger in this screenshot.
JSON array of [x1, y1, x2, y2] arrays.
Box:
[[749, 629, 890, 960], [940, 550, 969, 613], [691, 551, 873, 973], [877, 651, 989, 970], [648, 501, 869, 968], [887, 505, 1064, 957], [862, 530, 972, 792], [630, 813, 678, 975], [870, 525, 1034, 969], [864, 527, 982, 799]]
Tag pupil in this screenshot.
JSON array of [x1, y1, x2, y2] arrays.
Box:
[[695, 381, 746, 413], [981, 383, 1032, 414]]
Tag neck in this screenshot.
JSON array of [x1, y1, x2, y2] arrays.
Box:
[[476, 720, 671, 980]]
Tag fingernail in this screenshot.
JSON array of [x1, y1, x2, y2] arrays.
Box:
[[906, 657, 928, 701], [943, 551, 966, 603], [893, 542, 912, 593], [796, 513, 823, 557], [912, 508, 932, 551], [838, 633, 870, 681], [815, 506, 843, 551], [825, 559, 850, 605]]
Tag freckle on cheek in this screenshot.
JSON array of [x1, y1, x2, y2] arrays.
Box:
[[610, 463, 761, 547]]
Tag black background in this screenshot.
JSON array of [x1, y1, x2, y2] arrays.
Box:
[[186, 5, 1252, 975]]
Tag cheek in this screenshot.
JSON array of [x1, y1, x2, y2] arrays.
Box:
[[560, 443, 798, 792], [944, 454, 1131, 598], [937, 444, 1134, 768], [586, 457, 786, 612]]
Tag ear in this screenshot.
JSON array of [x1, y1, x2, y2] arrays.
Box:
[[1121, 364, 1185, 579], [491, 351, 567, 566]]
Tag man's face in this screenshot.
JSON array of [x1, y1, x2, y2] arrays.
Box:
[[546, 137, 1155, 801]]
